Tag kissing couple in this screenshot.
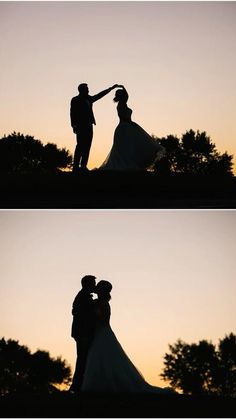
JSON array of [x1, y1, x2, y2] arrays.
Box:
[[69, 275, 171, 394], [70, 84, 165, 172]]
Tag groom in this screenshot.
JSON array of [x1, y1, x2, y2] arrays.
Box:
[[70, 83, 120, 172], [70, 275, 97, 393]]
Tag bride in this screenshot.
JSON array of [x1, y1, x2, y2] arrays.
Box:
[[99, 86, 165, 171], [81, 280, 170, 394]]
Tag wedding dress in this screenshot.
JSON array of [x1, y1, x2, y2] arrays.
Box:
[[81, 299, 169, 394], [99, 104, 165, 170]]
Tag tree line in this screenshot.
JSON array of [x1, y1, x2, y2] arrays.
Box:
[[0, 130, 234, 175], [1, 333, 236, 397], [153, 130, 233, 175], [0, 338, 71, 396], [161, 333, 236, 397], [0, 132, 72, 173]]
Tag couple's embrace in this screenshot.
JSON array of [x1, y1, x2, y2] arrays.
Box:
[[70, 84, 165, 172], [70, 275, 170, 394]]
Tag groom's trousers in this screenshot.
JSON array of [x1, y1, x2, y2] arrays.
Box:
[[71, 337, 91, 391], [73, 125, 93, 170]]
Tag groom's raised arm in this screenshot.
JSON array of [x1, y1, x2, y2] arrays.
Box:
[[91, 84, 120, 103]]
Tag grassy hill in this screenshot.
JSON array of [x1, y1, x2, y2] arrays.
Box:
[[1, 171, 236, 209], [1, 391, 236, 417]]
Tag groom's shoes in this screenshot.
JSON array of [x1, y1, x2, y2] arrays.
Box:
[[72, 167, 80, 174], [72, 167, 90, 174], [80, 167, 90, 173], [68, 385, 79, 395]]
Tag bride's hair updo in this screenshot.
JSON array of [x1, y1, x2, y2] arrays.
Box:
[[113, 88, 129, 103], [96, 280, 112, 301]]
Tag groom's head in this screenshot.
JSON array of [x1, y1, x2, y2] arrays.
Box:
[[78, 83, 89, 97], [81, 275, 96, 293]]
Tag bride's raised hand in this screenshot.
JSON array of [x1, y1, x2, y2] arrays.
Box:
[[111, 84, 125, 89], [111, 84, 121, 89]]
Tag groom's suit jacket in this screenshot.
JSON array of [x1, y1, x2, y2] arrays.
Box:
[[70, 88, 112, 128], [71, 289, 95, 341]]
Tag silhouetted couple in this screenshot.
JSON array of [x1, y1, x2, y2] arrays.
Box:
[[70, 275, 170, 394], [70, 84, 165, 172]]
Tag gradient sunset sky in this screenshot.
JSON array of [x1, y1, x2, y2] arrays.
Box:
[[1, 210, 235, 387], [1, 1, 236, 170]]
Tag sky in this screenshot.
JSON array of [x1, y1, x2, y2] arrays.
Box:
[[0, 1, 236, 171], [1, 210, 236, 387]]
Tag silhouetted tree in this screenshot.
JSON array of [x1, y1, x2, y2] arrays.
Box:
[[153, 130, 233, 176], [0, 132, 72, 173], [215, 333, 236, 397], [0, 338, 71, 396], [161, 333, 236, 396]]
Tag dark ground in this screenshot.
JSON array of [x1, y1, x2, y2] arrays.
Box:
[[1, 392, 236, 418], [1, 172, 236, 209]]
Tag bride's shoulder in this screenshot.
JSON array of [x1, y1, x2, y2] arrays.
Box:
[[93, 298, 101, 314], [93, 299, 110, 321], [93, 298, 100, 308], [117, 102, 126, 109], [93, 298, 110, 311], [93, 298, 108, 308]]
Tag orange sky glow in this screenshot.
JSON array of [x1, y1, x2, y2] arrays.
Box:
[[1, 0, 236, 391], [1, 210, 235, 387], [0, 1, 236, 172]]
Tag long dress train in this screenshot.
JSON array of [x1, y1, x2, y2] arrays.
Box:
[[100, 106, 165, 171], [81, 299, 170, 394]]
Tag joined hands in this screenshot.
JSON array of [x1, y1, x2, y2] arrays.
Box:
[[111, 84, 125, 90]]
